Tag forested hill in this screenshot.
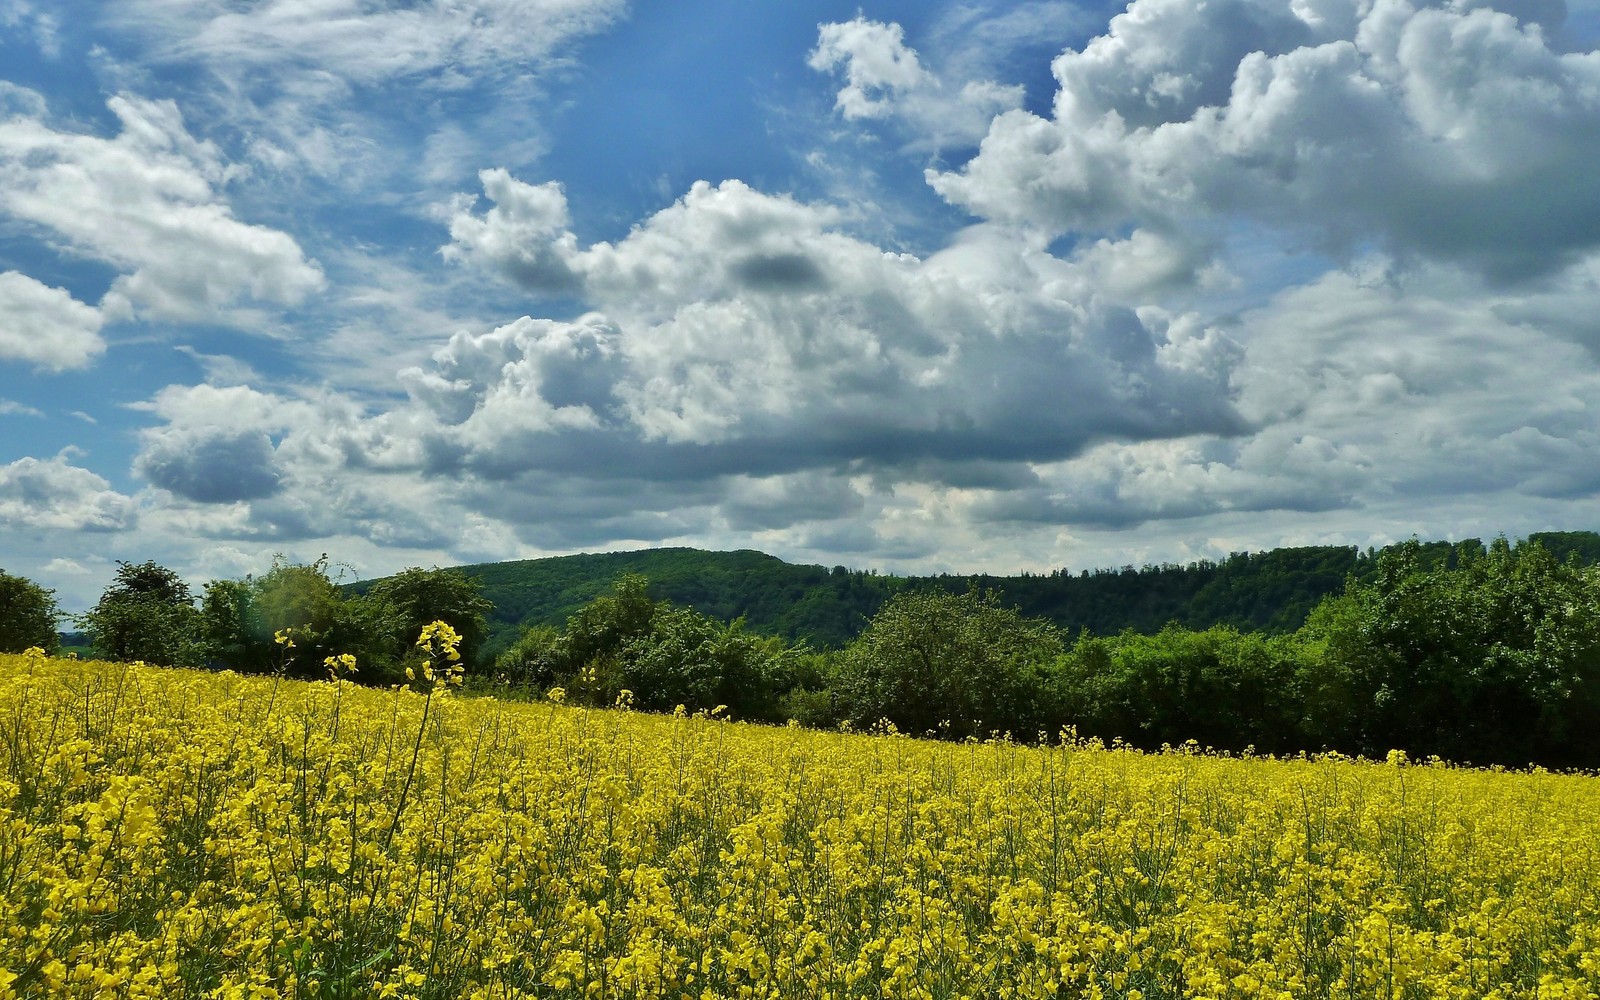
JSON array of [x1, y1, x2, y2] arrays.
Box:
[[431, 530, 1600, 656]]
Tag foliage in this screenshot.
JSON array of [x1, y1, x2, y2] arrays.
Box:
[[199, 578, 270, 673], [0, 569, 59, 655], [493, 574, 798, 721], [444, 536, 1566, 654], [838, 588, 1064, 739], [1301, 537, 1600, 766], [200, 556, 394, 681], [79, 560, 203, 667], [1056, 626, 1307, 755], [620, 607, 796, 721], [6, 653, 1600, 998], [68, 529, 1600, 768], [362, 567, 493, 669]]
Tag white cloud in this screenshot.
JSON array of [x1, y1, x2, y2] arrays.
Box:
[[930, 0, 1600, 279], [809, 16, 1026, 150], [0, 271, 105, 370], [810, 19, 933, 120], [0, 1, 60, 57], [442, 170, 583, 294], [132, 384, 314, 504], [0, 95, 325, 323], [970, 254, 1600, 530], [438, 175, 1245, 482], [110, 0, 627, 183], [0, 81, 47, 118], [42, 557, 93, 576], [0, 398, 44, 417], [0, 454, 137, 532], [127, 0, 628, 86]]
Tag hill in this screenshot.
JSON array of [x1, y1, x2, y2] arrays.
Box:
[[379, 530, 1600, 657]]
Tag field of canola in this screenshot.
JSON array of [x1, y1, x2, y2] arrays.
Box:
[[2, 649, 1599, 999]]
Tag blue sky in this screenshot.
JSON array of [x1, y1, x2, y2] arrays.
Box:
[[4, 0, 1600, 611]]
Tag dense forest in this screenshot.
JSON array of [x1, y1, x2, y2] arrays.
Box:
[[5, 530, 1600, 769], [419, 530, 1600, 659]]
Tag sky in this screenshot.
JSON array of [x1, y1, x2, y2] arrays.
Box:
[[4, 0, 1600, 612]]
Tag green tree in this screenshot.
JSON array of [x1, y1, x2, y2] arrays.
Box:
[[1053, 626, 1305, 753], [621, 607, 796, 720], [1303, 537, 1600, 766], [837, 589, 1063, 739], [199, 578, 271, 673], [362, 567, 493, 669], [199, 556, 391, 679], [492, 573, 797, 719], [0, 569, 60, 654], [493, 624, 561, 686], [81, 560, 203, 666]]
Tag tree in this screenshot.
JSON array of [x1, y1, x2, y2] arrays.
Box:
[[1053, 625, 1305, 754], [362, 567, 493, 669], [1302, 537, 1600, 766], [621, 607, 796, 721], [199, 578, 271, 673], [0, 569, 60, 654], [204, 555, 391, 679], [492, 573, 797, 719], [81, 560, 203, 666], [837, 588, 1063, 739]]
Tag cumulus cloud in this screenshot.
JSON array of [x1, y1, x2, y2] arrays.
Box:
[[1233, 259, 1600, 493], [437, 175, 1245, 484], [808, 16, 1026, 149], [133, 384, 295, 503], [126, 382, 461, 558], [0, 271, 105, 370], [442, 171, 584, 294], [980, 431, 1373, 529], [0, 454, 137, 532], [964, 244, 1600, 530], [930, 0, 1600, 279], [0, 95, 325, 323]]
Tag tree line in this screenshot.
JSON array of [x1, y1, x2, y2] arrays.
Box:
[[452, 532, 1600, 658], [491, 537, 1600, 768], [4, 534, 1599, 767], [0, 556, 492, 685]]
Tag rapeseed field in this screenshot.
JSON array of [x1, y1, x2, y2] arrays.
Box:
[[2, 645, 1598, 999]]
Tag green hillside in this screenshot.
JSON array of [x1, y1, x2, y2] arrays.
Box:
[[376, 530, 1599, 658], [435, 548, 898, 657], [358, 531, 1600, 658]]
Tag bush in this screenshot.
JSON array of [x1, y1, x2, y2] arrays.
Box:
[[837, 589, 1063, 739], [1054, 626, 1306, 754], [362, 567, 493, 669], [492, 574, 798, 720], [201, 556, 393, 680]]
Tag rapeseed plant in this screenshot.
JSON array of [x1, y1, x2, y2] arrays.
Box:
[[0, 645, 1598, 998]]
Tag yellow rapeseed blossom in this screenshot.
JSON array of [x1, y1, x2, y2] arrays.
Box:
[[2, 650, 1599, 998]]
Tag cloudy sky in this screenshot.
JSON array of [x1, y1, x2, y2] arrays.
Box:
[[4, 0, 1600, 611]]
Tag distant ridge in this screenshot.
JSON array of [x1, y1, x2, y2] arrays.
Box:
[[357, 532, 1600, 658]]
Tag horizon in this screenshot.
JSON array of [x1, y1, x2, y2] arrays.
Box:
[[6, 1, 1600, 613]]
